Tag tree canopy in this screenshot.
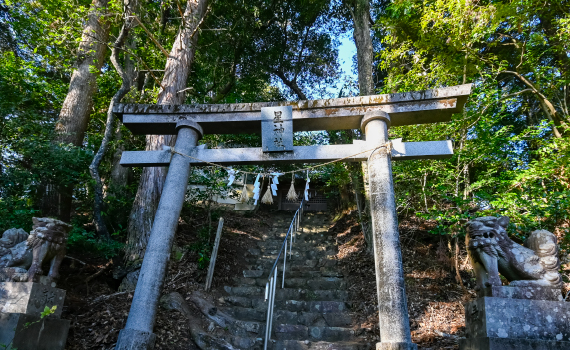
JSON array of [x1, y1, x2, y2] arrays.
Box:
[[0, 0, 568, 257]]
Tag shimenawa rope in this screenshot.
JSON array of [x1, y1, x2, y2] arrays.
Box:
[[169, 140, 393, 177]]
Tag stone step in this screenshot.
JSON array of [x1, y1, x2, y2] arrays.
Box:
[[224, 286, 348, 301], [230, 319, 265, 338], [273, 324, 360, 342], [262, 226, 332, 238], [222, 296, 349, 314], [267, 223, 329, 230], [235, 276, 346, 290], [247, 253, 337, 262], [226, 213, 367, 349], [242, 268, 343, 278], [261, 239, 334, 247], [244, 258, 339, 269], [263, 226, 332, 238], [271, 340, 372, 350], [220, 306, 352, 327], [227, 335, 262, 349], [220, 305, 266, 322], [228, 322, 361, 343], [255, 242, 336, 251], [228, 337, 372, 350], [250, 247, 337, 258]]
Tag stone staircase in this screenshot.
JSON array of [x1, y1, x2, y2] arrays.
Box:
[[221, 212, 371, 350]]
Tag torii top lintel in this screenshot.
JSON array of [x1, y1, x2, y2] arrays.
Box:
[[113, 84, 472, 135]]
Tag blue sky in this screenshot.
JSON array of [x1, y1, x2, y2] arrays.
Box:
[[272, 34, 358, 99], [338, 35, 357, 79]]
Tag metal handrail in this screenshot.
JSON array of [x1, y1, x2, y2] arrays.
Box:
[[263, 199, 305, 350]]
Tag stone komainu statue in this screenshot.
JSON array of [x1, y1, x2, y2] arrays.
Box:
[[466, 216, 562, 291], [0, 217, 71, 283]]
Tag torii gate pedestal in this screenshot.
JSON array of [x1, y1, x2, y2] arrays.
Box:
[[114, 85, 471, 349]]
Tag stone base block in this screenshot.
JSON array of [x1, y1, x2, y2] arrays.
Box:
[[461, 292, 570, 350], [116, 328, 157, 350], [0, 282, 66, 318], [477, 285, 563, 301], [376, 342, 418, 350], [459, 337, 570, 350], [464, 297, 570, 342], [0, 312, 70, 350], [0, 267, 28, 282]]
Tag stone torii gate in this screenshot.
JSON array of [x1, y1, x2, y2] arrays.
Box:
[[114, 84, 472, 350]]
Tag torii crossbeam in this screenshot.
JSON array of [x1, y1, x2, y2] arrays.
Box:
[[114, 84, 472, 350]]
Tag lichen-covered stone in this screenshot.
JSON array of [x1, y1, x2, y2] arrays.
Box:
[[118, 269, 140, 292], [0, 282, 66, 318], [0, 312, 70, 350], [477, 285, 563, 301], [0, 267, 28, 282], [0, 228, 28, 248], [0, 218, 71, 283], [0, 241, 32, 270], [460, 295, 570, 350], [466, 216, 562, 290]]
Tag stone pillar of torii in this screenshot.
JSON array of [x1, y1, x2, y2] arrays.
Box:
[[113, 84, 472, 350]]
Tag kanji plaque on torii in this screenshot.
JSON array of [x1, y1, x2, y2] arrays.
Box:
[[261, 106, 293, 152], [113, 84, 472, 350]]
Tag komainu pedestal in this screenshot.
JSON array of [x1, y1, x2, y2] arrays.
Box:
[[459, 286, 570, 350], [0, 282, 70, 350]]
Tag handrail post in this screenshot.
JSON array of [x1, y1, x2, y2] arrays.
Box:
[[282, 239, 287, 288], [263, 275, 274, 350], [289, 229, 293, 258], [270, 275, 276, 337], [294, 215, 297, 242]]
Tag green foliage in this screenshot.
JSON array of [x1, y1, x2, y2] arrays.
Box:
[[0, 197, 39, 232], [187, 167, 236, 205], [40, 305, 57, 318], [375, 0, 570, 244], [100, 183, 139, 238], [0, 50, 93, 231], [3, 0, 569, 271], [190, 0, 341, 102], [189, 226, 213, 270], [67, 225, 124, 258]]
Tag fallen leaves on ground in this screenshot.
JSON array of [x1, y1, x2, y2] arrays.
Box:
[[331, 210, 475, 350], [61, 206, 272, 349]]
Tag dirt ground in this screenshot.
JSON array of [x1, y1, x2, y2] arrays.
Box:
[[59, 207, 569, 349], [60, 206, 272, 350], [331, 210, 476, 349]]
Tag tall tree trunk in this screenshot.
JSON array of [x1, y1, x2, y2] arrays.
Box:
[[53, 0, 111, 221], [109, 126, 130, 187], [124, 0, 208, 263], [351, 0, 374, 96], [89, 2, 138, 239], [348, 0, 374, 250]]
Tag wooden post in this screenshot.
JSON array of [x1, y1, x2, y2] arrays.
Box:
[[205, 217, 224, 291]]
